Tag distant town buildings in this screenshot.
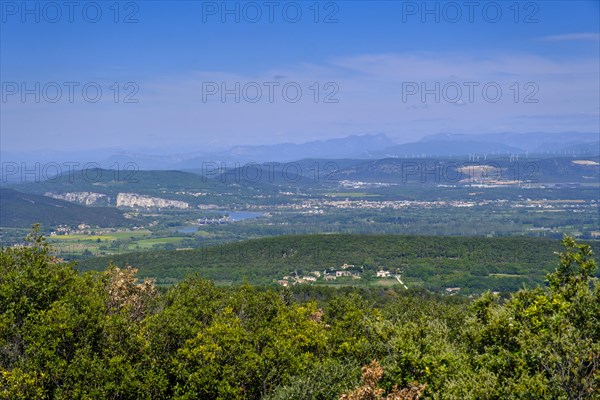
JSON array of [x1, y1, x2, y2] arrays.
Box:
[[197, 216, 230, 225], [276, 264, 400, 286], [445, 287, 461, 294], [376, 270, 391, 278]]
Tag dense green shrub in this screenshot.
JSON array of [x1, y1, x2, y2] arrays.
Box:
[[1, 228, 598, 399]]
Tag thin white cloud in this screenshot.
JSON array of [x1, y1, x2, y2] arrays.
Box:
[[541, 33, 600, 41], [2, 51, 599, 151]]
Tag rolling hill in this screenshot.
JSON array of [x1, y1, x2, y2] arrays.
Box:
[[0, 188, 133, 228], [330, 156, 600, 185], [76, 234, 600, 293], [4, 169, 223, 196]]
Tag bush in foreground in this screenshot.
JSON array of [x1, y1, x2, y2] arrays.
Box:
[[1, 228, 597, 399]]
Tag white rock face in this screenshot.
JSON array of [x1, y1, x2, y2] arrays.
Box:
[[116, 193, 189, 209], [45, 191, 108, 206]]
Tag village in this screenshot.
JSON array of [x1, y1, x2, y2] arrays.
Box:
[[274, 263, 470, 295], [276, 263, 410, 289]]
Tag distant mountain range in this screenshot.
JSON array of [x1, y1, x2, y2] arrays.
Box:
[[2, 153, 598, 229], [378, 140, 522, 158], [1, 132, 598, 174], [179, 133, 395, 166], [96, 134, 394, 169], [85, 131, 600, 167], [407, 132, 600, 156], [329, 156, 600, 185]]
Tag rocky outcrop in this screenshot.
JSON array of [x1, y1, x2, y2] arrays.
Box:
[[45, 191, 109, 206], [116, 193, 189, 209]]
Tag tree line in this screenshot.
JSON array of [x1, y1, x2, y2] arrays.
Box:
[[1, 228, 598, 398]]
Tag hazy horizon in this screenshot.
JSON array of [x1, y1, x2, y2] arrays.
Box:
[[2, 1, 599, 153]]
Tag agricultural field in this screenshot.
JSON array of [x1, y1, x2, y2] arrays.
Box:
[[47, 229, 195, 258]]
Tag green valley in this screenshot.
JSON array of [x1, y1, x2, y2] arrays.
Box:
[[76, 234, 600, 294]]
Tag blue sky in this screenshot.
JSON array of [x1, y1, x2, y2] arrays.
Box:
[[1, 0, 599, 152]]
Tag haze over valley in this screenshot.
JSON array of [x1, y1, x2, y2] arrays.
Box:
[[1, 1, 599, 398]]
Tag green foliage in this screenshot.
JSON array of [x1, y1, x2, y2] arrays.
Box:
[[1, 229, 598, 398], [461, 235, 599, 399], [0, 189, 132, 228], [264, 359, 360, 400], [78, 234, 600, 294]]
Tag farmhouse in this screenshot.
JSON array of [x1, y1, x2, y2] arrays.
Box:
[[445, 287, 461, 294]]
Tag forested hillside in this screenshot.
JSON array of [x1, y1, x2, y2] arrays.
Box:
[[0, 189, 133, 228], [78, 234, 600, 293], [0, 230, 598, 399]]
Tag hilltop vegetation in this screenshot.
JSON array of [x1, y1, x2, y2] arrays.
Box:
[[0, 189, 133, 228], [6, 169, 219, 196], [4, 168, 270, 207], [330, 156, 600, 185], [1, 230, 598, 398], [78, 234, 600, 293]]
